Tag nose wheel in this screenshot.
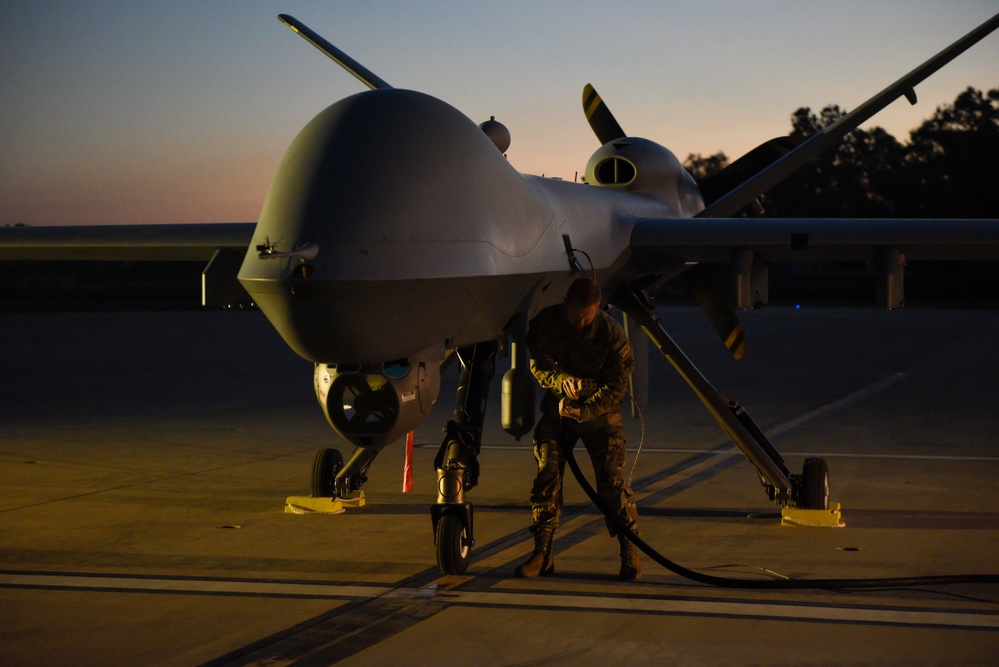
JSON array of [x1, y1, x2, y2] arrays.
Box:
[[432, 463, 475, 575], [435, 513, 471, 575]]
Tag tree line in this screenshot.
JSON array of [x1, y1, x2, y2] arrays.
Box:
[[684, 87, 999, 218]]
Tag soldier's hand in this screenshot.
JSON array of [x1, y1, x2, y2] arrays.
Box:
[[561, 376, 580, 400], [559, 398, 582, 421]]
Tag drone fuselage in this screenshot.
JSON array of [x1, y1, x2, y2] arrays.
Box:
[[238, 88, 701, 366]]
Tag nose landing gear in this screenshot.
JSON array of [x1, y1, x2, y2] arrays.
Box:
[[432, 449, 474, 574], [431, 341, 497, 574]]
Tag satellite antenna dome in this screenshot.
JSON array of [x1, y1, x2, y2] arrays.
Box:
[[479, 116, 511, 154]]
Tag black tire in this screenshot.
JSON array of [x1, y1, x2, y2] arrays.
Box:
[[800, 457, 829, 509], [435, 513, 470, 575], [311, 447, 343, 497]]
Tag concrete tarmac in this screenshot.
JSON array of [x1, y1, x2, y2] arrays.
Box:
[[1, 306, 997, 666]]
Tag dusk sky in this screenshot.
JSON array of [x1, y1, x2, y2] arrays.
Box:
[[2, 1, 996, 227]]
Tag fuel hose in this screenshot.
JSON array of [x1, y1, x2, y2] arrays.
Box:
[[563, 445, 999, 590]]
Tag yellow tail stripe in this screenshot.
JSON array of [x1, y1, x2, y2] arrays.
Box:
[[725, 325, 745, 359]]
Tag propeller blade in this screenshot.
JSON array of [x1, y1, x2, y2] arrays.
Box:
[[685, 265, 745, 360], [697, 136, 801, 207], [583, 84, 626, 144]]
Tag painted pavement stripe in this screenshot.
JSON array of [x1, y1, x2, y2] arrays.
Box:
[[2, 572, 994, 630], [410, 589, 999, 629], [630, 449, 999, 462], [0, 573, 391, 599]]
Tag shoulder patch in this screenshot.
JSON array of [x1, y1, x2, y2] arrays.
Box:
[[618, 341, 632, 359]]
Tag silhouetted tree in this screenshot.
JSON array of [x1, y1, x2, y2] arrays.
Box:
[[766, 105, 849, 217], [837, 125, 907, 216], [902, 87, 999, 217], [759, 104, 903, 217], [720, 87, 999, 219], [683, 152, 729, 182]]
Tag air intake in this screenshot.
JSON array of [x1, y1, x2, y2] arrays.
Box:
[[594, 157, 636, 186]]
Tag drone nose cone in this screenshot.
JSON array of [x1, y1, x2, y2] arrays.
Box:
[[244, 88, 522, 279], [238, 88, 546, 363]]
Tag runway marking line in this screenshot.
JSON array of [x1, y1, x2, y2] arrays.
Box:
[[1, 571, 995, 630], [0, 571, 392, 599], [633, 449, 999, 461], [634, 450, 739, 500], [765, 372, 909, 439]]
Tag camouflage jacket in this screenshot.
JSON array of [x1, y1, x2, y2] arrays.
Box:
[[527, 303, 634, 423]]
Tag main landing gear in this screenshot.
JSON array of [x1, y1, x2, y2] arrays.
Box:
[[612, 284, 830, 512]]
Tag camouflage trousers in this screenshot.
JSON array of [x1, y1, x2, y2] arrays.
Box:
[[528, 409, 638, 536]]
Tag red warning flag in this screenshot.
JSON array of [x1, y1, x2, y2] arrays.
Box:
[[402, 431, 414, 493]]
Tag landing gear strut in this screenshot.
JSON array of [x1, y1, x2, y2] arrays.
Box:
[[613, 284, 829, 510], [431, 341, 497, 574]]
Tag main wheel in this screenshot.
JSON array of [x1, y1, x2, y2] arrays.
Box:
[[311, 447, 344, 497], [799, 457, 829, 509], [435, 513, 470, 575]]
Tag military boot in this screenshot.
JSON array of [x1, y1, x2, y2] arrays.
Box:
[[514, 528, 555, 577], [618, 533, 641, 581]]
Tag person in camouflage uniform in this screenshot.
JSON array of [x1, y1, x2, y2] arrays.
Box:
[[514, 277, 641, 580]]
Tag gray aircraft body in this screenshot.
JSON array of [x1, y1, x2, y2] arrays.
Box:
[[2, 12, 998, 573]]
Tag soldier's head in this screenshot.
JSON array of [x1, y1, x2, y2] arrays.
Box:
[[564, 277, 601, 330]]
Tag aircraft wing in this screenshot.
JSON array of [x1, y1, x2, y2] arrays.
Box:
[[624, 215, 999, 364], [630, 217, 999, 264], [0, 223, 256, 261], [698, 12, 999, 218]]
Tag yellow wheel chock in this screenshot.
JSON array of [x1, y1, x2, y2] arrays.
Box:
[[284, 492, 365, 514], [781, 502, 844, 527]]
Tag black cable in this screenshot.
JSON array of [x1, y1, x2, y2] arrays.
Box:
[[563, 445, 999, 590], [575, 248, 595, 281]]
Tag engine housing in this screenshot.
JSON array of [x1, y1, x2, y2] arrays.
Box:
[[314, 361, 440, 448]]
